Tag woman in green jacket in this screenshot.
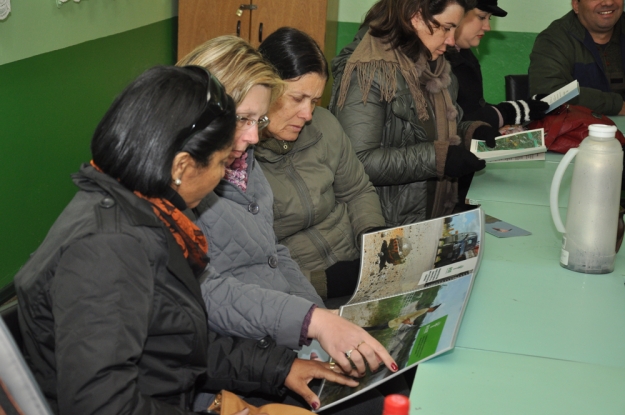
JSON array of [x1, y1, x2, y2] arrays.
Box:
[[329, 0, 491, 227], [256, 28, 386, 303]]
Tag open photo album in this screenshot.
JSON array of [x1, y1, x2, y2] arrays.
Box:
[[314, 207, 484, 411]]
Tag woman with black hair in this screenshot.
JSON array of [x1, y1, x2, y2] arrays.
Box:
[[255, 27, 387, 305], [12, 66, 357, 414], [329, 0, 492, 226]]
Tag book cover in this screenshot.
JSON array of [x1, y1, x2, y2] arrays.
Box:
[[542, 80, 580, 113], [471, 128, 546, 162]]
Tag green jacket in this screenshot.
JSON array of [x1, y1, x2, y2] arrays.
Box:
[[529, 10, 625, 115], [255, 107, 385, 278], [329, 26, 479, 227]]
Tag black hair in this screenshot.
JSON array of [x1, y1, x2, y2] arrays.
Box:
[[91, 65, 236, 197], [258, 27, 329, 80], [364, 0, 469, 61]]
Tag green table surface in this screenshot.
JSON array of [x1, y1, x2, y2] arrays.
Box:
[[410, 348, 625, 415], [469, 152, 571, 207], [456, 201, 625, 368], [409, 146, 625, 414]]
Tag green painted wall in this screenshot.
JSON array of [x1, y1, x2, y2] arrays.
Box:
[[0, 0, 573, 290], [334, 0, 566, 106], [337, 0, 570, 33], [0, 0, 176, 65], [0, 19, 177, 288]]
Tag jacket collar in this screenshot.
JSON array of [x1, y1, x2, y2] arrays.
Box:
[[74, 164, 207, 312], [214, 147, 257, 202], [73, 164, 161, 228], [255, 117, 323, 163]]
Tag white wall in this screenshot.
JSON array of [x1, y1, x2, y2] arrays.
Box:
[[338, 0, 572, 33], [0, 0, 176, 65]]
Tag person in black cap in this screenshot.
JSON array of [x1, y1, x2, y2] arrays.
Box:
[[445, 0, 548, 210], [447, 0, 548, 133]]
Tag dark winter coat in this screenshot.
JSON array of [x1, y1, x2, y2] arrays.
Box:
[[329, 26, 480, 226], [529, 10, 625, 115], [14, 164, 295, 415]]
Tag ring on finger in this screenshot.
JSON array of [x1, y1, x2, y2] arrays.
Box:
[[356, 341, 365, 350], [344, 349, 353, 359], [329, 362, 336, 372]]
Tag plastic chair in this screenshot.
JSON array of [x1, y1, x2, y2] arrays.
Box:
[[0, 284, 53, 415], [504, 74, 530, 101]]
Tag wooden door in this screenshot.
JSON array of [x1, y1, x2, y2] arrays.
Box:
[[178, 0, 253, 61], [250, 0, 328, 49]]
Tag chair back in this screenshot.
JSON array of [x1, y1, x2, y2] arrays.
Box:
[[0, 284, 54, 415], [504, 74, 530, 101]]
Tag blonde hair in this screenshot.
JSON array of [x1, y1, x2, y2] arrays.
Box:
[[177, 35, 284, 106]]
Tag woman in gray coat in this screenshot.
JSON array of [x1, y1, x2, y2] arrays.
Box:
[[178, 36, 399, 386], [14, 66, 362, 414]]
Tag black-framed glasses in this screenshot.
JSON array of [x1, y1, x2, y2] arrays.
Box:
[[236, 115, 270, 130], [177, 66, 230, 151]]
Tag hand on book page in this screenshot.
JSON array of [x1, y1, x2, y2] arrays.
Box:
[[285, 359, 359, 411], [308, 308, 399, 376]]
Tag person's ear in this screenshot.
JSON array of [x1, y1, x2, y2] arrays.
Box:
[[572, 0, 579, 14], [411, 12, 425, 32], [170, 152, 193, 187]]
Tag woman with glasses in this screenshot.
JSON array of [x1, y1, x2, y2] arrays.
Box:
[[255, 28, 387, 306], [178, 36, 325, 310], [12, 66, 359, 415], [177, 37, 399, 411], [329, 0, 489, 227]]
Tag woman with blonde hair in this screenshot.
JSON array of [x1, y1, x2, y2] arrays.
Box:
[[177, 36, 399, 411]]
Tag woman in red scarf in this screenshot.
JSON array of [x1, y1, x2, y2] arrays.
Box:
[[13, 66, 355, 415]]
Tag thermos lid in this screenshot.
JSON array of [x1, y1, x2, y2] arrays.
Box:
[[588, 124, 617, 140]]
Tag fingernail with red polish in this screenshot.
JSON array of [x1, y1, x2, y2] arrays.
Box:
[[311, 402, 319, 410], [391, 363, 398, 371]]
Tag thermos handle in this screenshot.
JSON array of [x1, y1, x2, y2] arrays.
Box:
[[550, 149, 579, 233]]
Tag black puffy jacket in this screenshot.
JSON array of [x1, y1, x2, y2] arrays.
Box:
[[14, 164, 295, 415]]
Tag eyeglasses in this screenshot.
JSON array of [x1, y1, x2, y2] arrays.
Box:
[[177, 66, 230, 151], [236, 115, 270, 130]]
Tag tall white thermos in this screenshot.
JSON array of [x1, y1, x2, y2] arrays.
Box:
[[550, 124, 623, 274]]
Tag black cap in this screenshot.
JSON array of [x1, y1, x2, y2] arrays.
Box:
[[475, 0, 507, 17]]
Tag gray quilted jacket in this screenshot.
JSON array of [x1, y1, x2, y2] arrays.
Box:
[[195, 148, 324, 350], [329, 26, 478, 226]]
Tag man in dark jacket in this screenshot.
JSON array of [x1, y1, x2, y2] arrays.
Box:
[[529, 0, 625, 115]]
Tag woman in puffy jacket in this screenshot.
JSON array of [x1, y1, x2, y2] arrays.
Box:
[[329, 0, 491, 227], [255, 27, 387, 303], [178, 37, 399, 384], [13, 66, 358, 415]]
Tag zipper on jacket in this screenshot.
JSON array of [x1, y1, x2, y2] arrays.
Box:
[[284, 161, 315, 229], [303, 227, 339, 268]]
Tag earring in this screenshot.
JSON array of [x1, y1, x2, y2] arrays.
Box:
[[174, 178, 182, 186]]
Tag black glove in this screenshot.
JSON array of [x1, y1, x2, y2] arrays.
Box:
[[495, 97, 549, 125], [473, 124, 499, 148], [444, 145, 486, 178]]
